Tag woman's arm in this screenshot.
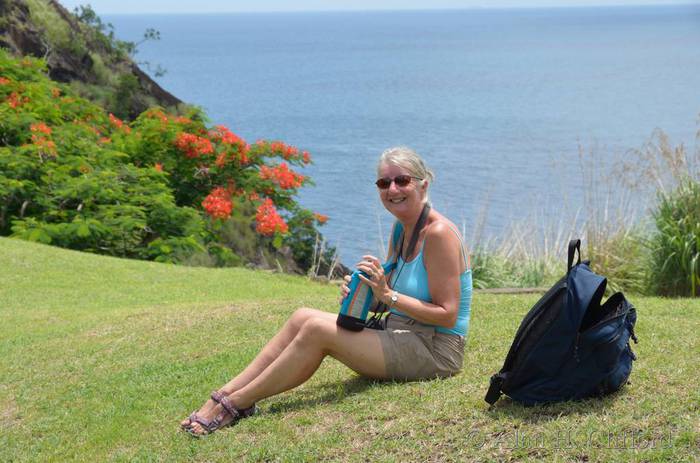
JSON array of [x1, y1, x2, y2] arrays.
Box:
[[341, 222, 400, 304], [359, 222, 464, 328]]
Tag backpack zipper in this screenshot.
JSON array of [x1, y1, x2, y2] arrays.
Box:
[[574, 307, 635, 363], [581, 302, 633, 335]]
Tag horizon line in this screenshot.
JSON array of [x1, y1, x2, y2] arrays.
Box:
[[96, 2, 699, 16]]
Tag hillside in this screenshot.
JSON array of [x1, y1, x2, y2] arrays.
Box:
[[1, 236, 698, 461], [0, 0, 182, 118]]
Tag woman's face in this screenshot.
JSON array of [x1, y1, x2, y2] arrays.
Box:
[[377, 162, 427, 220]]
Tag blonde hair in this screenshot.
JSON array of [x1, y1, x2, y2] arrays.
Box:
[[377, 146, 435, 190]]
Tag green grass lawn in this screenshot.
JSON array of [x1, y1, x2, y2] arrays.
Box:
[[1, 237, 698, 462]]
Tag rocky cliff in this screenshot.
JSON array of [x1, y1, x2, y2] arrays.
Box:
[[0, 0, 182, 118]]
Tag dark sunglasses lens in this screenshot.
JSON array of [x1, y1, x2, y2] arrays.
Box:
[[375, 178, 392, 189], [394, 175, 412, 186]]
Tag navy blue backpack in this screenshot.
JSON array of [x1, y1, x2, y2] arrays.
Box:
[[485, 240, 638, 406]]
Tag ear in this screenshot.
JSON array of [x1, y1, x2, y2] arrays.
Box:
[[420, 179, 429, 194]]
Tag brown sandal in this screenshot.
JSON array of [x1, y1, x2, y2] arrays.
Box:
[[182, 391, 257, 436]]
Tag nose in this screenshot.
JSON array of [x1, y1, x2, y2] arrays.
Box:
[[387, 180, 401, 193]]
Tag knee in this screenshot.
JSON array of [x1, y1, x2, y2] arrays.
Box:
[[288, 307, 316, 331], [296, 317, 331, 347]]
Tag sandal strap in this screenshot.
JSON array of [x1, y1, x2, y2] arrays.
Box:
[[210, 390, 225, 404], [218, 395, 241, 420], [240, 404, 257, 418], [189, 413, 217, 433], [211, 390, 255, 418]]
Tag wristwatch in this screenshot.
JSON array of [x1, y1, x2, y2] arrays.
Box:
[[390, 290, 399, 305]]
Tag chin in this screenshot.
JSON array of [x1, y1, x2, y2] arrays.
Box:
[[384, 201, 413, 218]]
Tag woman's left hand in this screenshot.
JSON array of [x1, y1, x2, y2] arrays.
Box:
[[356, 255, 391, 303]]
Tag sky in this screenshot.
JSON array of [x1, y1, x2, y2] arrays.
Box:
[[58, 0, 696, 14]]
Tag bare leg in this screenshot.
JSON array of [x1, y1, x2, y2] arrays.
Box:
[[222, 308, 337, 392], [182, 307, 335, 427], [187, 316, 386, 435]]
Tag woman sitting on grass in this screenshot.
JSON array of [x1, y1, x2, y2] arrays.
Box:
[[181, 146, 472, 436]]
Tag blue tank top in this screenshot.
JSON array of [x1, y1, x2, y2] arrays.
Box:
[[387, 221, 472, 337]]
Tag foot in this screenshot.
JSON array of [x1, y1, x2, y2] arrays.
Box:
[[182, 391, 256, 436], [180, 395, 219, 430]]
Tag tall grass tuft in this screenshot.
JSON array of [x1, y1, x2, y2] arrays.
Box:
[[649, 178, 700, 297], [469, 212, 579, 289], [620, 125, 700, 297], [577, 141, 650, 295]]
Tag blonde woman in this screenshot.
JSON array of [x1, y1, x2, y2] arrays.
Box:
[[182, 147, 472, 436]]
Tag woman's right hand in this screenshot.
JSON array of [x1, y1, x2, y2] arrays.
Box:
[[340, 274, 352, 302]]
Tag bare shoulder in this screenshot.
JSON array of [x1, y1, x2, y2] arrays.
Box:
[[423, 219, 464, 273], [423, 218, 464, 257], [424, 217, 462, 243]]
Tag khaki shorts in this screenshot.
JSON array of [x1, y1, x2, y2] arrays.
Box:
[[376, 314, 466, 381]]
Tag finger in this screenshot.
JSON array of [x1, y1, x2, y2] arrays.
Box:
[[343, 275, 351, 282], [356, 264, 374, 275], [356, 262, 371, 269], [362, 255, 382, 266], [357, 274, 375, 287]]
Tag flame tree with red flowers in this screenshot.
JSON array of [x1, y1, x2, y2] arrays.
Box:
[[0, 50, 337, 274]]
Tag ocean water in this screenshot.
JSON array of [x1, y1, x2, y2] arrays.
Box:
[[106, 5, 700, 264]]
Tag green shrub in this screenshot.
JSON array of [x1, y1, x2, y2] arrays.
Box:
[[0, 49, 331, 272], [648, 178, 700, 297], [110, 74, 139, 119]]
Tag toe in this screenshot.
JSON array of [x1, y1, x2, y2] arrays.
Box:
[[189, 422, 205, 435]]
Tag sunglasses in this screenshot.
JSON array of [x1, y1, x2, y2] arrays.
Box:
[[375, 175, 423, 189]]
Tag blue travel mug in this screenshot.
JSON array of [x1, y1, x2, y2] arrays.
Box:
[[337, 262, 396, 331]]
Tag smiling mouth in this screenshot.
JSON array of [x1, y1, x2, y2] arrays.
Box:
[[388, 197, 406, 204]]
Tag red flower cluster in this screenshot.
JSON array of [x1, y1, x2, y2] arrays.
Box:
[[30, 122, 52, 136], [109, 113, 132, 133], [145, 108, 169, 124], [202, 187, 233, 219], [302, 151, 311, 164], [210, 125, 250, 166], [255, 198, 288, 236], [30, 122, 56, 155], [154, 163, 164, 172], [314, 213, 328, 224], [0, 77, 10, 85], [259, 162, 305, 190], [270, 141, 300, 160], [174, 132, 214, 158], [7, 92, 29, 109]]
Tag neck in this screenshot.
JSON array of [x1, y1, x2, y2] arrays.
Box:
[[399, 202, 429, 241]]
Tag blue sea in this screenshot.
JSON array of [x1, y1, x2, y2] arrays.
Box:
[[106, 5, 700, 263]]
